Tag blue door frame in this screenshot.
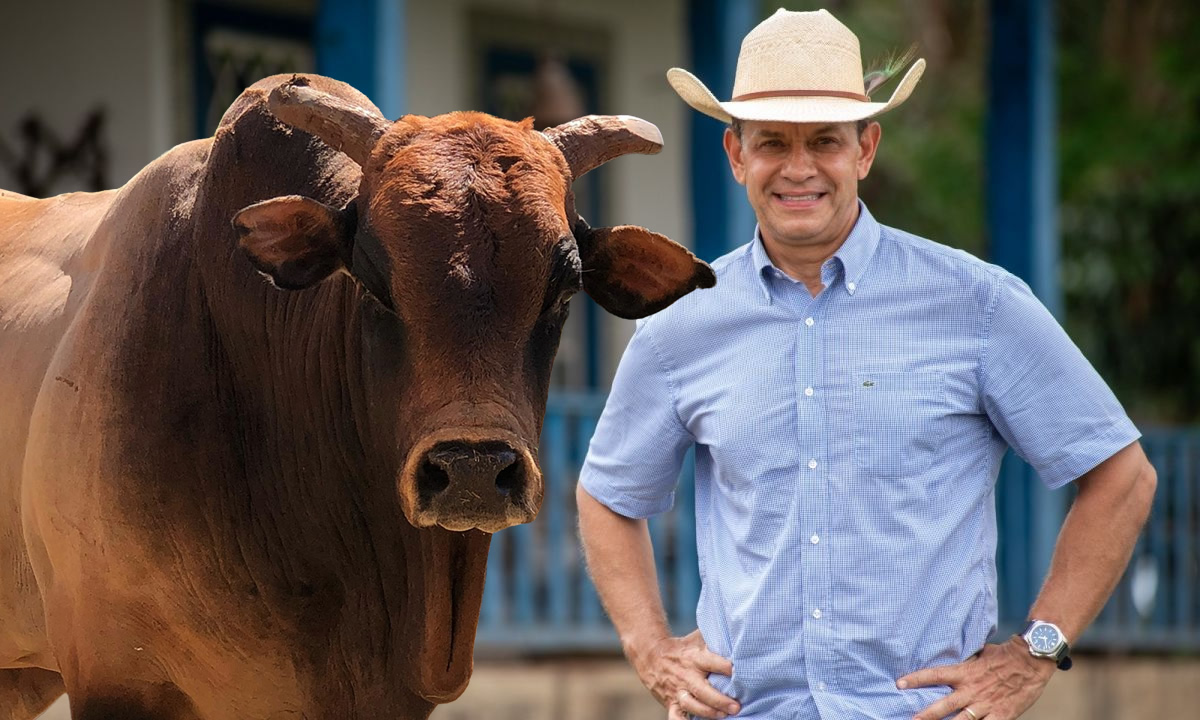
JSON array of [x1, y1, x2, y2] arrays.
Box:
[[987, 0, 1069, 629], [315, 0, 406, 120], [685, 0, 757, 262]]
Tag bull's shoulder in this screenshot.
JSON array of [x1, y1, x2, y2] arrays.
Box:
[[0, 137, 212, 335], [0, 190, 117, 332]]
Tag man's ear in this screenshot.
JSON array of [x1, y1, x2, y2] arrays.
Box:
[[580, 225, 716, 319], [857, 120, 882, 180], [232, 195, 356, 290], [723, 127, 747, 185]]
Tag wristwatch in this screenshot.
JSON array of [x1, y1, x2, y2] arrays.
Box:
[[1021, 620, 1072, 670]]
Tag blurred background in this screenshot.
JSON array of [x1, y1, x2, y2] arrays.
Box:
[[2, 0, 1196, 717]]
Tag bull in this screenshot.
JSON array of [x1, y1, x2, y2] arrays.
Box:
[[0, 74, 713, 719]]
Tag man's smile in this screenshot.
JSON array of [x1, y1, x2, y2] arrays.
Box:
[[772, 191, 827, 208]]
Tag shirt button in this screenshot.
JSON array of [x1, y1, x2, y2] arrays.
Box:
[[847, 282, 856, 292], [808, 459, 818, 469], [804, 387, 814, 397], [804, 317, 814, 327], [810, 534, 820, 544], [818, 681, 827, 691], [812, 608, 822, 619]]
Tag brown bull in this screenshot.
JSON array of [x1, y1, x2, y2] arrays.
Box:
[[0, 74, 713, 719]]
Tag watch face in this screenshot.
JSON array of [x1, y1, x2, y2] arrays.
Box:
[[1029, 623, 1062, 653]]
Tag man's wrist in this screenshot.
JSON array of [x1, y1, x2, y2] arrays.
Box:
[[1008, 634, 1065, 677], [621, 628, 670, 669]]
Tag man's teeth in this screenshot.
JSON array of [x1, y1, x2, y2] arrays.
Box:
[[779, 193, 821, 201]]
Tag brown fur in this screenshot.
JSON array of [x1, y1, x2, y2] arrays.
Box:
[[0, 74, 712, 719]]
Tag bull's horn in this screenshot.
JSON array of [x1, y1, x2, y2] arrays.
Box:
[[543, 115, 663, 180], [268, 77, 390, 167]]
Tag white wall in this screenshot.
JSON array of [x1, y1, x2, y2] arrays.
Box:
[[0, 0, 169, 192], [0, 0, 318, 194]]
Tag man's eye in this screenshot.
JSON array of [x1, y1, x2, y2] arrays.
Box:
[[814, 137, 838, 146]]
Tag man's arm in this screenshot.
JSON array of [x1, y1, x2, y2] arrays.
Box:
[[576, 485, 741, 720], [900, 441, 1157, 720], [1027, 440, 1157, 640]]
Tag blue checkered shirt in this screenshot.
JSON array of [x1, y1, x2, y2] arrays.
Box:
[[579, 203, 1139, 719]]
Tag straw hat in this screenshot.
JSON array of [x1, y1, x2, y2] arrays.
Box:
[[668, 8, 925, 124]]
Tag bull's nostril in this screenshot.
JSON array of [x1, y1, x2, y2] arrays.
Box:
[[417, 459, 451, 506], [495, 460, 523, 497], [419, 440, 525, 507]]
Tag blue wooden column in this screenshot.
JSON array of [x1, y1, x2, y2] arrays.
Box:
[[987, 0, 1065, 627], [315, 0, 407, 119], [987, 0, 1059, 314], [687, 0, 757, 261]]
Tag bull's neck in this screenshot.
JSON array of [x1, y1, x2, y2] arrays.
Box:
[[195, 246, 489, 709], [213, 275, 375, 490]]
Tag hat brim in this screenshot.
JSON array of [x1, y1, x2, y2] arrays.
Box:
[[667, 59, 925, 125]]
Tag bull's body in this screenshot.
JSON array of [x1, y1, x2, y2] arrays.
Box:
[[0, 75, 713, 719]]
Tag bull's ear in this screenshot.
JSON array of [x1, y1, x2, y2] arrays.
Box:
[[580, 225, 716, 319], [233, 195, 355, 290]]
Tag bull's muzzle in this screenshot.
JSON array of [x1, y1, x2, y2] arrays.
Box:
[[401, 436, 542, 533]]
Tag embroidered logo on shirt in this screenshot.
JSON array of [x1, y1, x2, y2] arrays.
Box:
[[862, 380, 875, 387]]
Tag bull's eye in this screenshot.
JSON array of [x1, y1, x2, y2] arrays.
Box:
[[539, 288, 574, 320], [554, 290, 575, 314], [540, 237, 581, 316], [360, 284, 397, 314]]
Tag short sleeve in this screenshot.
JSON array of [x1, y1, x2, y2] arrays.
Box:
[[578, 320, 693, 518], [981, 274, 1141, 489]]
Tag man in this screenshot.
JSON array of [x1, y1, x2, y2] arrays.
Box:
[[576, 8, 1156, 720]]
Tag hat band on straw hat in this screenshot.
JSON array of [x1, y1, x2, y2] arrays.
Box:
[[733, 89, 870, 102]]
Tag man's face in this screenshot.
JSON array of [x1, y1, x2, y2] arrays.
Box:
[[724, 119, 881, 253]]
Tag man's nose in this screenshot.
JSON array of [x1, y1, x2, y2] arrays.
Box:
[[780, 146, 817, 181]]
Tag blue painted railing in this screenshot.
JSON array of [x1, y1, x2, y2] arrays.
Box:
[[995, 430, 1200, 650], [477, 394, 1200, 654], [1079, 430, 1200, 650], [477, 392, 700, 650]]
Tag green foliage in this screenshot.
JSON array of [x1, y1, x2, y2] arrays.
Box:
[[1058, 0, 1200, 422]]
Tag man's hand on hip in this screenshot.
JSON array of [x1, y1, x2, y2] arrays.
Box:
[[896, 636, 1056, 720], [628, 629, 740, 719]]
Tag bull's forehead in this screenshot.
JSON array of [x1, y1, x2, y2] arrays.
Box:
[[361, 113, 575, 327], [366, 112, 570, 240]]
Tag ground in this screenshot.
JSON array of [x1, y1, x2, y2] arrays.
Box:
[[34, 655, 1200, 719]]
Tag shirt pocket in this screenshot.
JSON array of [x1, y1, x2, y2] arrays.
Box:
[[852, 370, 947, 478]]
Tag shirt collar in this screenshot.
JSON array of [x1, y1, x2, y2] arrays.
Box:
[[749, 201, 881, 302], [833, 201, 881, 295]]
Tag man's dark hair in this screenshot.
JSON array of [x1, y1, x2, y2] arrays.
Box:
[[729, 117, 871, 139]]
